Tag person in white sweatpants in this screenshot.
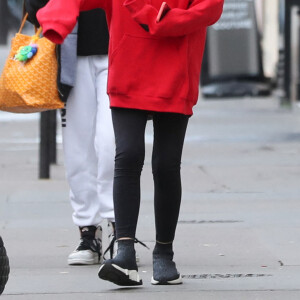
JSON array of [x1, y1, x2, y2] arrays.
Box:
[[62, 56, 114, 228], [62, 55, 116, 265], [25, 3, 142, 266], [24, 0, 116, 265]]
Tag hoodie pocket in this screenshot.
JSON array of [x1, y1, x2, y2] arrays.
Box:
[[108, 34, 189, 99]]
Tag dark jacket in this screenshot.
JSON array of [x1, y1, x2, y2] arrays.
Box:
[[24, 0, 109, 101]]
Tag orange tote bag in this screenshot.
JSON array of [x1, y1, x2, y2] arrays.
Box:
[[0, 13, 63, 113]]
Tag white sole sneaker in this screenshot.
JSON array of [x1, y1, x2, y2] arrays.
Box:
[[151, 274, 183, 285], [68, 250, 101, 265], [98, 262, 142, 286]]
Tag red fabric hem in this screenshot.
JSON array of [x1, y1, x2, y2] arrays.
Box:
[[109, 93, 194, 116]]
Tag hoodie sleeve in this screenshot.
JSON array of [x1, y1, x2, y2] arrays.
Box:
[[124, 0, 224, 37], [36, 0, 108, 44]]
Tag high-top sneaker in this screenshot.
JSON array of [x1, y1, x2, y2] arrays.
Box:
[[98, 239, 142, 286], [0, 236, 10, 295], [151, 242, 182, 285], [68, 226, 102, 265]]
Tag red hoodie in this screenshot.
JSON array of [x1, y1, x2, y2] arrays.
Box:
[[37, 0, 224, 115]]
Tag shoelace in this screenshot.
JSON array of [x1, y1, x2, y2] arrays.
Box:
[[103, 235, 116, 260], [103, 237, 149, 260], [77, 238, 101, 253], [77, 238, 102, 261]]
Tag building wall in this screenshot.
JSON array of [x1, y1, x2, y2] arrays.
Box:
[[261, 0, 279, 78]]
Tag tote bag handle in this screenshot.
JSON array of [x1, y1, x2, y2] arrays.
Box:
[[18, 13, 43, 40]]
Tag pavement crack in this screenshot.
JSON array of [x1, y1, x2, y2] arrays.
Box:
[[278, 260, 284, 266], [198, 165, 208, 174]]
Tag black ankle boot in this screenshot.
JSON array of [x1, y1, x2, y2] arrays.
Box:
[[151, 242, 182, 285], [98, 239, 142, 286]]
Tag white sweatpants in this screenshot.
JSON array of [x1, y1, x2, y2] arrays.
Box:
[[62, 55, 115, 227]]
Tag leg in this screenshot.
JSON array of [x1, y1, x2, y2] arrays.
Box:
[[93, 55, 115, 222], [62, 56, 103, 227], [151, 112, 189, 285], [152, 112, 189, 242], [98, 108, 148, 286], [92, 55, 118, 259], [112, 108, 148, 239], [62, 57, 102, 265]]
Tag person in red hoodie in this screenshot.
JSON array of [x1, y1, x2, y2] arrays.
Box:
[[37, 0, 224, 287]]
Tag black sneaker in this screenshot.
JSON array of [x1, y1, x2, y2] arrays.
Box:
[[68, 226, 102, 265], [98, 239, 142, 286], [151, 243, 182, 285], [0, 236, 10, 295]]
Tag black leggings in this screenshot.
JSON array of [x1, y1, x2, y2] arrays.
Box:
[[111, 108, 189, 242]]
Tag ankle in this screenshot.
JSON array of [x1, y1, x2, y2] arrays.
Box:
[[118, 238, 135, 247], [79, 225, 97, 239], [118, 239, 135, 254], [153, 241, 173, 257], [109, 239, 137, 270]]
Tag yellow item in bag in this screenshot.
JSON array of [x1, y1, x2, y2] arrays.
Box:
[[0, 13, 63, 113]]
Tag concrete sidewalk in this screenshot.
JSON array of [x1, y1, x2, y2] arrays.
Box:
[[1, 94, 300, 299]]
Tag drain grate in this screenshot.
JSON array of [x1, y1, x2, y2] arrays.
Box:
[[178, 220, 243, 224], [182, 274, 272, 279]]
